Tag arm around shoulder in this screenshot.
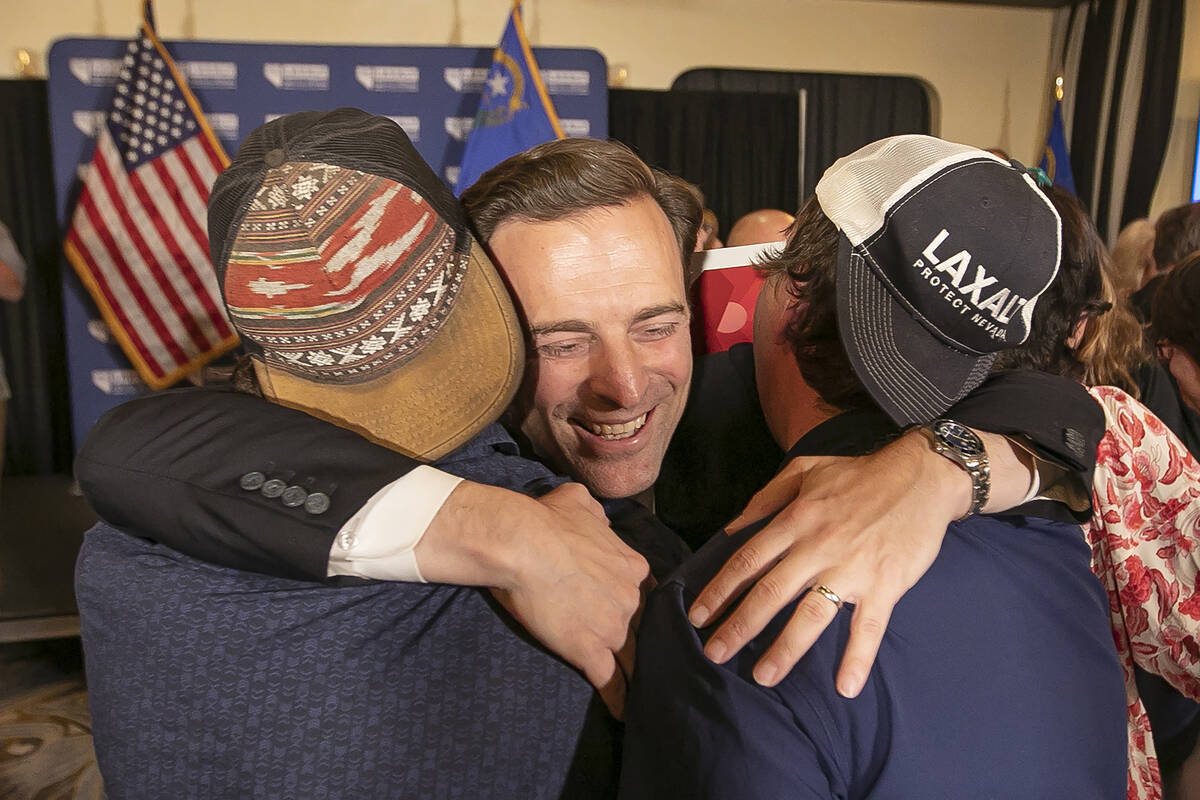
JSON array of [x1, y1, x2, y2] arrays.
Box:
[[75, 387, 422, 580]]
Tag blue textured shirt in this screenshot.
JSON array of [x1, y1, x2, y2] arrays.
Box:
[[620, 409, 1128, 799], [78, 424, 687, 799]]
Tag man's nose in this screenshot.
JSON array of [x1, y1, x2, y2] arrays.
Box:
[[587, 340, 649, 409]]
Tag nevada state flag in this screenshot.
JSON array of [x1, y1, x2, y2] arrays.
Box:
[[1038, 100, 1077, 195], [455, 1, 564, 195]]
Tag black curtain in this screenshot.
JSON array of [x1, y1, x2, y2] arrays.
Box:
[[1067, 0, 1117, 213], [1063, 0, 1185, 240], [1122, 1, 1184, 228], [0, 80, 73, 475], [672, 69, 932, 202], [608, 89, 800, 239]]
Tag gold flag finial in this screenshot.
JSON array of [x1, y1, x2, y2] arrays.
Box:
[[15, 49, 35, 78], [1055, 75, 1064, 102]]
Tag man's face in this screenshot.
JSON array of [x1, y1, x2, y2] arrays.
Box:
[[488, 195, 693, 498], [752, 272, 826, 450], [1161, 341, 1200, 414]]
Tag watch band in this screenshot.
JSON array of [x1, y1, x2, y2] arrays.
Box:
[[917, 420, 991, 520]]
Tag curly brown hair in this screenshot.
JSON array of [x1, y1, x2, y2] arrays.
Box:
[[993, 186, 1147, 394], [1152, 251, 1200, 363], [1076, 268, 1147, 396], [754, 195, 873, 414], [1153, 201, 1200, 272]]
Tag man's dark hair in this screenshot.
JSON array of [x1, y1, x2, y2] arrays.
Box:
[[1153, 201, 1200, 272], [460, 138, 701, 275], [993, 187, 1104, 381], [755, 195, 873, 414], [1153, 251, 1200, 363], [655, 172, 705, 285]]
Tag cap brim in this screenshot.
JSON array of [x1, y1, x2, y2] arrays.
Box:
[[259, 240, 525, 461], [835, 234, 994, 426]]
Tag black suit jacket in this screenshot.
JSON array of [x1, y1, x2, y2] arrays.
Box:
[[76, 350, 1105, 579]]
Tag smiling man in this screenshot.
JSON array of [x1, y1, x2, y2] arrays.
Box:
[[489, 195, 692, 499]]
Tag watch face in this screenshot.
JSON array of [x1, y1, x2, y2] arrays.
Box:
[[935, 420, 985, 458]]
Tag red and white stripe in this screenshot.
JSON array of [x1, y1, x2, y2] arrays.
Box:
[[66, 125, 233, 382]]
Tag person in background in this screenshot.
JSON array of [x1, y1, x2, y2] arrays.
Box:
[[1131, 201, 1200, 321], [1153, 253, 1200, 416], [1127, 209, 1200, 455], [0, 219, 27, 478], [725, 208, 793, 247], [1109, 217, 1156, 299], [697, 208, 722, 250]]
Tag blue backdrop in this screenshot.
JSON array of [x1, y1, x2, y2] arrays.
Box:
[[47, 37, 607, 446]]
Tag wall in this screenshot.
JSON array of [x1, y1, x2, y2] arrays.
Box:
[[5, 0, 1058, 162]]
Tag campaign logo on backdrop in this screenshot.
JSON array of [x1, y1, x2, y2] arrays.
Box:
[[177, 60, 238, 90], [387, 116, 421, 141], [446, 116, 588, 141], [72, 110, 107, 137], [444, 66, 488, 93], [443, 116, 587, 140], [542, 69, 590, 96], [445, 165, 461, 188], [355, 65, 420, 92], [263, 62, 330, 91], [206, 112, 240, 143], [560, 119, 591, 136], [69, 57, 123, 86], [91, 369, 145, 396], [444, 116, 474, 142]]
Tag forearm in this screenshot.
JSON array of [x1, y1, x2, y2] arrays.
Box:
[[413, 480, 541, 589], [979, 432, 1037, 513], [946, 371, 1104, 480], [888, 428, 1035, 521], [76, 388, 421, 581]]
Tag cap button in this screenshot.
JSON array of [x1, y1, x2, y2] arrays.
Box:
[[263, 148, 286, 168]]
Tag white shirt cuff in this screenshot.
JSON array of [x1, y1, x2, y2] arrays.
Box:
[[326, 465, 463, 582], [1019, 458, 1043, 506]]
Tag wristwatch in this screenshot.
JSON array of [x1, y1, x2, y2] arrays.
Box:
[[917, 419, 990, 520]]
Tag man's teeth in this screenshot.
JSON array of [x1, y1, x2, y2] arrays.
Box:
[[587, 413, 648, 440]]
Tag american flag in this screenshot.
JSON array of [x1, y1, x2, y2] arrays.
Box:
[[64, 15, 237, 389]]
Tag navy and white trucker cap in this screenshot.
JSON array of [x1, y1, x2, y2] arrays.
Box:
[[815, 134, 1062, 426]]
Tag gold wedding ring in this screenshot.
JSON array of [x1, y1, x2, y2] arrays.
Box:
[[810, 584, 844, 609]]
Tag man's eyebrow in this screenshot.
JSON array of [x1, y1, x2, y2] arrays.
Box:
[[529, 303, 688, 337], [529, 319, 595, 337], [631, 303, 687, 324]]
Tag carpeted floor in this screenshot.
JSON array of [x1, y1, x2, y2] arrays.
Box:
[[0, 639, 103, 799]]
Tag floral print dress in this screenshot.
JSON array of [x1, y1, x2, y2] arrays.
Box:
[[1086, 386, 1200, 800]]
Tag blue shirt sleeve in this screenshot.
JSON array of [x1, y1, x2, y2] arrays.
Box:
[[620, 578, 842, 799]]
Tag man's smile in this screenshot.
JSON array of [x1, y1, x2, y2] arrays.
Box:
[[575, 410, 651, 441]]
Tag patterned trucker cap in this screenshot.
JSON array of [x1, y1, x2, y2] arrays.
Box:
[[207, 108, 524, 460]]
